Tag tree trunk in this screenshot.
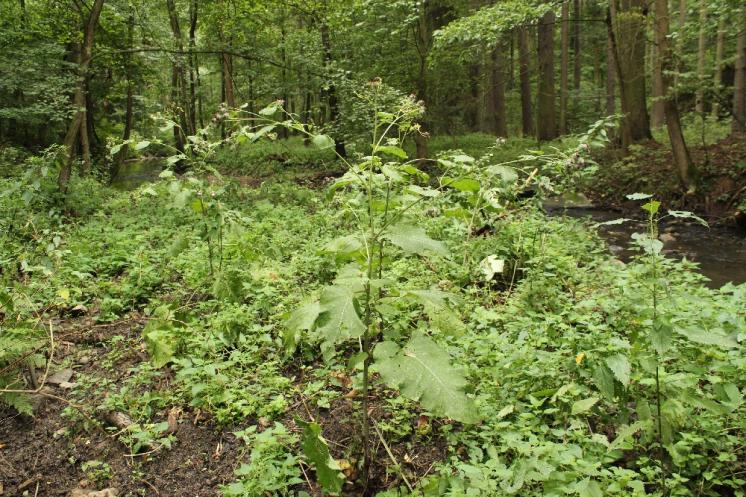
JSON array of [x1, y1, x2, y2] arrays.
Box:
[[537, 10, 557, 141], [674, 0, 686, 92], [166, 0, 191, 144], [711, 19, 725, 118], [572, 0, 581, 92], [320, 22, 346, 158], [117, 10, 135, 168], [489, 41, 507, 137], [732, 7, 746, 134], [560, 2, 570, 135], [655, 0, 695, 190], [58, 0, 105, 192], [518, 26, 534, 137], [222, 52, 235, 107], [606, 31, 616, 116], [80, 71, 93, 174], [188, 0, 199, 132], [608, 0, 651, 148], [695, 0, 707, 114], [651, 35, 665, 127]]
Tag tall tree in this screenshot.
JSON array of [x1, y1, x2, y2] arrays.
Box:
[[166, 0, 191, 153], [711, 18, 725, 118], [651, 38, 665, 127], [694, 0, 707, 114], [607, 0, 651, 148], [560, 1, 570, 134], [320, 21, 346, 158], [732, 6, 746, 134], [605, 31, 616, 116], [116, 8, 136, 168], [537, 10, 556, 141], [489, 41, 508, 137], [58, 0, 105, 191], [572, 0, 581, 92], [654, 0, 695, 189], [517, 25, 534, 137]]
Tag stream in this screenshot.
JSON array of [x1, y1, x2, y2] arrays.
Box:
[[112, 160, 746, 289], [546, 199, 746, 289]]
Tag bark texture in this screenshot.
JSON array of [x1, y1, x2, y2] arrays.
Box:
[[654, 0, 695, 189], [537, 10, 557, 141]]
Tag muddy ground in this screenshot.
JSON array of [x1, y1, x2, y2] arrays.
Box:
[[1, 315, 445, 497]]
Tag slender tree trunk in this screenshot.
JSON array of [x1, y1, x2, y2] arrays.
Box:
[[537, 10, 557, 141], [655, 0, 695, 189], [320, 22, 346, 158], [490, 41, 508, 137], [560, 2, 570, 134], [572, 0, 581, 92], [651, 35, 665, 127], [732, 7, 746, 134], [80, 71, 93, 174], [117, 10, 135, 168], [674, 0, 686, 92], [470, 61, 483, 131], [58, 0, 105, 191], [414, 1, 434, 162], [695, 0, 707, 114], [711, 19, 725, 118], [608, 0, 651, 148], [606, 31, 616, 116], [188, 0, 198, 132], [222, 52, 235, 107], [279, 15, 289, 139], [518, 26, 535, 137], [166, 0, 190, 149]]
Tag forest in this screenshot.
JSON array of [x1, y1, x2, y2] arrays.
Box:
[[1, 0, 745, 496]]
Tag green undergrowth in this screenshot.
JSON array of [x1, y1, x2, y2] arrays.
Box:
[[1, 137, 744, 496]]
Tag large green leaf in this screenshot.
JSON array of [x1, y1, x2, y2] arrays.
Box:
[[142, 320, 177, 369], [407, 289, 465, 336], [374, 333, 479, 423], [377, 145, 407, 159], [571, 397, 599, 415], [676, 327, 738, 349], [605, 354, 631, 387], [316, 286, 365, 345], [298, 420, 345, 494], [383, 224, 449, 257]]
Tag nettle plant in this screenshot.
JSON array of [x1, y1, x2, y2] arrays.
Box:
[[593, 194, 744, 494]]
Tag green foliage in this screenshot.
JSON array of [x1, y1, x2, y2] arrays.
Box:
[[223, 423, 303, 497], [298, 420, 346, 494], [375, 333, 478, 423]]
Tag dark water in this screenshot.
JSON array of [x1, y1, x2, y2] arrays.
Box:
[[546, 202, 746, 289], [111, 158, 164, 190]]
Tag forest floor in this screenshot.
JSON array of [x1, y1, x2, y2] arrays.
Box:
[[0, 316, 241, 497], [588, 132, 746, 224], [2, 136, 745, 497]]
